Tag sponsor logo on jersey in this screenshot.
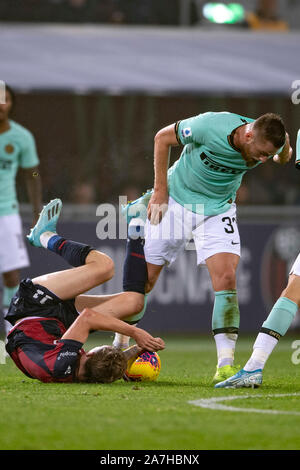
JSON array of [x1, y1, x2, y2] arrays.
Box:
[[0, 158, 13, 170], [64, 365, 72, 375], [200, 152, 244, 174], [57, 351, 78, 360]]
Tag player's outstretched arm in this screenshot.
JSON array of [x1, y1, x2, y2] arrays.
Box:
[[22, 166, 43, 225], [61, 308, 165, 352]]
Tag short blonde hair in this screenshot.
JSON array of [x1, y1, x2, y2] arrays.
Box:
[[84, 346, 127, 383]]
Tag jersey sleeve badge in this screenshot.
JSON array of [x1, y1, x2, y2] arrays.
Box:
[[182, 127, 192, 138]]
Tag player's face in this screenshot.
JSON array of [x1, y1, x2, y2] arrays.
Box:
[[243, 132, 278, 165], [0, 90, 13, 121], [75, 352, 89, 382], [75, 348, 102, 382]]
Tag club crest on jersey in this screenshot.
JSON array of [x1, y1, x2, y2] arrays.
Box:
[[5, 144, 14, 154], [182, 127, 192, 138]]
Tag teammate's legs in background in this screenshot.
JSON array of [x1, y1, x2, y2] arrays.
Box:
[[2, 270, 19, 336], [243, 274, 299, 373], [0, 213, 30, 338]]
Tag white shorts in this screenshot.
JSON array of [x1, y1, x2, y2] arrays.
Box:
[[144, 197, 240, 266], [0, 213, 30, 272], [289, 253, 300, 276]]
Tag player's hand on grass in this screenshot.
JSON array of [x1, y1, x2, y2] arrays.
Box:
[[273, 132, 292, 164], [147, 189, 169, 225], [132, 327, 165, 352]]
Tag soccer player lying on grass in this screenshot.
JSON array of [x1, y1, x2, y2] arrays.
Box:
[[5, 199, 165, 384], [215, 259, 300, 388]]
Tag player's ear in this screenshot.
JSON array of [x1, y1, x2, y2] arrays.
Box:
[[245, 128, 254, 142]]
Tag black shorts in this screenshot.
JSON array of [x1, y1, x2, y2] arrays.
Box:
[[5, 278, 79, 330]]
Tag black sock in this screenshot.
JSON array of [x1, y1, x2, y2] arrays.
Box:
[[47, 235, 93, 267], [123, 236, 147, 294]]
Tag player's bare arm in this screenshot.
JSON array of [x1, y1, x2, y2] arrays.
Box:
[[21, 165, 42, 225], [122, 344, 144, 361], [62, 307, 165, 351], [147, 123, 179, 225], [273, 132, 292, 164]]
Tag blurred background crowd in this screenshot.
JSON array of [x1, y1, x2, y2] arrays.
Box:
[[0, 0, 298, 29], [1, 0, 300, 208]]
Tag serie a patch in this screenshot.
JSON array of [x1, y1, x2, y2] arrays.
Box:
[[182, 127, 192, 138]]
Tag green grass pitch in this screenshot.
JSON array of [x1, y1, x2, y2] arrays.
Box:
[[0, 333, 300, 450]]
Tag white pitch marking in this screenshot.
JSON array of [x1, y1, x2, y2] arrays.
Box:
[[189, 393, 300, 416]]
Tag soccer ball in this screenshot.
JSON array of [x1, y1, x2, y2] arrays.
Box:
[[124, 351, 161, 382]]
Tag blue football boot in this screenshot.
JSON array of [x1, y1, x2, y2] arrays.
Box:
[[214, 369, 263, 389], [27, 199, 62, 247], [121, 189, 153, 224]]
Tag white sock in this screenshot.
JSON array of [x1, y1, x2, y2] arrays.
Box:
[[214, 333, 238, 367], [2, 309, 12, 355], [4, 320, 11, 336], [113, 333, 131, 349], [2, 308, 11, 337], [40, 231, 57, 249], [244, 332, 278, 371]]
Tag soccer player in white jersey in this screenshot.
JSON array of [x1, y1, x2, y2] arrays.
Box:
[[113, 111, 292, 384], [0, 85, 42, 337]]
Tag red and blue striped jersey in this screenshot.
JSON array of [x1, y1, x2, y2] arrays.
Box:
[[6, 316, 85, 383]]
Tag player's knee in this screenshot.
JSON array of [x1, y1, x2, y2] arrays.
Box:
[[281, 284, 300, 307], [78, 308, 91, 328], [104, 257, 115, 281], [212, 268, 236, 291], [3, 270, 19, 287], [145, 279, 155, 294], [145, 272, 160, 293], [94, 252, 115, 282], [144, 264, 162, 294], [123, 292, 145, 315], [80, 307, 98, 329]]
